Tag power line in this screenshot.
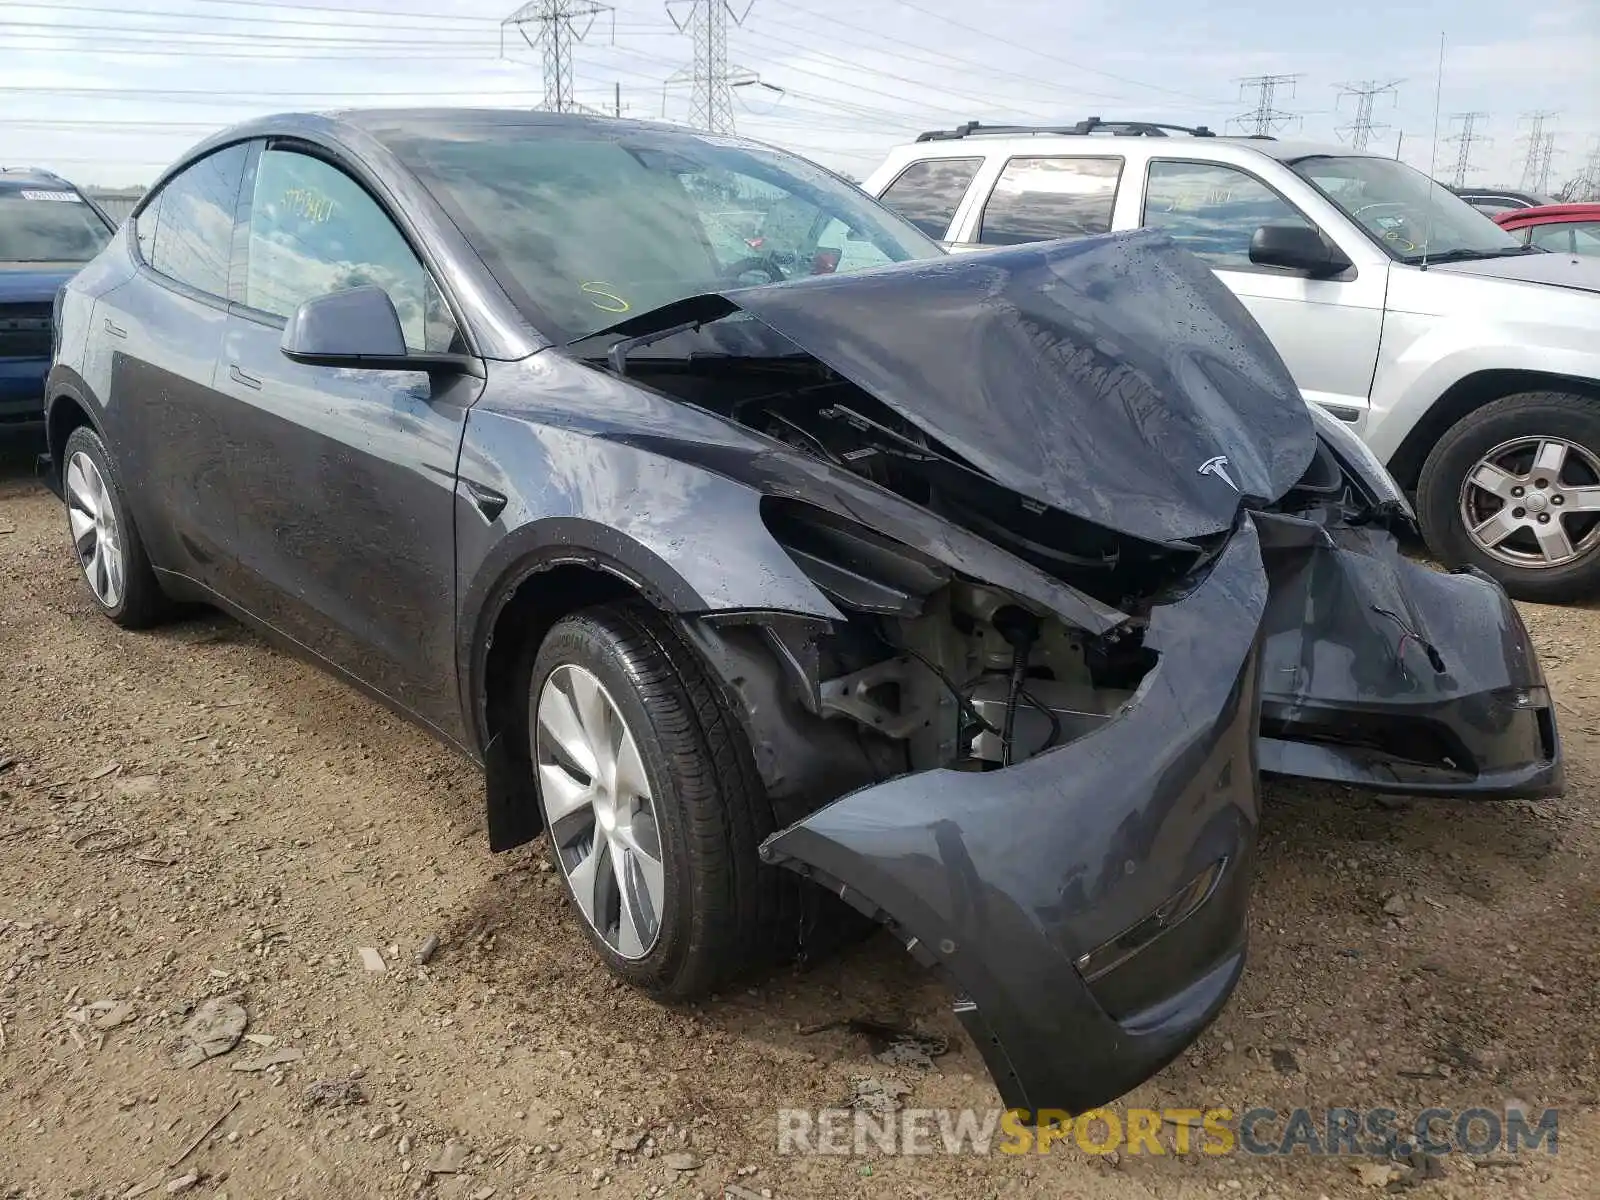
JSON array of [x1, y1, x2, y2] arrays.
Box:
[[1517, 111, 1560, 193], [0, 21, 502, 48], [1233, 74, 1301, 136], [0, 84, 585, 99], [731, 26, 1061, 120], [9, 2, 500, 31], [43, 0, 505, 21], [503, 1, 614, 113], [1334, 79, 1400, 151], [888, 0, 1227, 105], [757, 0, 1134, 107], [1443, 112, 1490, 188], [1, 40, 506, 61]]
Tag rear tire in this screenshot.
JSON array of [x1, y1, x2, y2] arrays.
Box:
[[1417, 392, 1600, 603], [61, 425, 169, 628], [523, 601, 789, 999]]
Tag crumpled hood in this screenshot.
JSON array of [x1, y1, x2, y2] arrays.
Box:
[[1429, 250, 1600, 296], [603, 231, 1316, 545]]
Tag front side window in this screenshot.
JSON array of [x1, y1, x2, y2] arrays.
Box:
[[0, 185, 111, 263], [381, 126, 942, 340], [1292, 155, 1527, 263], [142, 143, 249, 298], [1143, 161, 1311, 268], [243, 148, 456, 353], [978, 156, 1121, 245], [878, 157, 983, 239]]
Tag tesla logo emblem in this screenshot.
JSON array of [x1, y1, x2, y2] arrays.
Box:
[[1198, 455, 1239, 491]]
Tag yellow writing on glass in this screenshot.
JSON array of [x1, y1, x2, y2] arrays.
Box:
[[582, 282, 631, 314], [283, 187, 336, 225]]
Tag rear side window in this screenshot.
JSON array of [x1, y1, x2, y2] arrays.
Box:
[[878, 158, 982, 239], [0, 186, 111, 263], [1143, 160, 1310, 268], [243, 148, 457, 353], [140, 143, 249, 299], [978, 156, 1122, 245]]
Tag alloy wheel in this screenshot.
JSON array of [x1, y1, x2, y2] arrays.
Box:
[[535, 663, 666, 960], [1459, 436, 1600, 569], [66, 451, 125, 609]]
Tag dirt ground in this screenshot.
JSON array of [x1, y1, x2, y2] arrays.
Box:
[[2, 433, 1598, 1200]]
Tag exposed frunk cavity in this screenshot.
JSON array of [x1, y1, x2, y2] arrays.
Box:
[[598, 325, 1213, 774], [758, 497, 1154, 773], [611, 336, 1213, 609]]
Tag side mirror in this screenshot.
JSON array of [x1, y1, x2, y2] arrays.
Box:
[[280, 286, 474, 374], [1248, 223, 1353, 277]]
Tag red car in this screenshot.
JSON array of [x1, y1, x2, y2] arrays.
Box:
[[1492, 203, 1600, 256]]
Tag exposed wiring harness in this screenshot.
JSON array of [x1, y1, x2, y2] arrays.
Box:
[[1371, 605, 1446, 674], [888, 633, 1063, 762], [895, 643, 1000, 738]]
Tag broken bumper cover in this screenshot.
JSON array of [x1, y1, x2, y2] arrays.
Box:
[[1256, 516, 1561, 798], [761, 522, 1268, 1116]]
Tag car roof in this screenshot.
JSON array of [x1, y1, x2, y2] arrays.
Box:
[[1495, 203, 1600, 225], [327, 107, 721, 142], [1455, 186, 1555, 203], [0, 166, 82, 190]]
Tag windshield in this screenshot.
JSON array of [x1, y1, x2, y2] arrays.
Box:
[[0, 186, 112, 263], [383, 124, 942, 341], [1291, 155, 1528, 263]]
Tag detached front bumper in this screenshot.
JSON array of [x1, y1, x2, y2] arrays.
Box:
[[761, 522, 1268, 1117], [1255, 514, 1562, 799]]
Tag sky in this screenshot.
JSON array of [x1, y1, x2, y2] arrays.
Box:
[[2, 0, 1596, 192]]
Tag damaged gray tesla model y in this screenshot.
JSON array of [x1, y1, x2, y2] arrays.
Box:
[[46, 111, 1560, 1117]]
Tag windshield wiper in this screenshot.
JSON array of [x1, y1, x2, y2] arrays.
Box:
[[1413, 246, 1543, 264], [603, 320, 700, 376]]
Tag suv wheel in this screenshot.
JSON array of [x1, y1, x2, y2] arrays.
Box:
[[1418, 391, 1600, 603], [61, 425, 169, 628], [523, 602, 785, 998]]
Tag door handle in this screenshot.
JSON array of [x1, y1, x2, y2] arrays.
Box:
[[102, 318, 127, 338], [228, 363, 262, 390]]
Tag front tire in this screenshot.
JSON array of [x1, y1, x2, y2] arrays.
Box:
[[524, 602, 785, 998], [61, 425, 169, 628], [1417, 392, 1600, 603]]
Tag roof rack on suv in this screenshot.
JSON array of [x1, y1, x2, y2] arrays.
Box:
[[914, 116, 1230, 143]]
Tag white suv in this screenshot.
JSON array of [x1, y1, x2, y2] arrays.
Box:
[[862, 119, 1600, 602]]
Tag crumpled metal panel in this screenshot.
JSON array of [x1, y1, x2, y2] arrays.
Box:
[[592, 231, 1317, 546], [1255, 512, 1560, 796], [760, 520, 1268, 1115]]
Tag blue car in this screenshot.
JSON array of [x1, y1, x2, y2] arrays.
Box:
[[1, 168, 114, 431]]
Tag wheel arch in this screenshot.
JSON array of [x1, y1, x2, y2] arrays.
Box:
[[43, 368, 107, 491], [463, 526, 714, 852], [461, 519, 870, 854], [1387, 368, 1600, 490]]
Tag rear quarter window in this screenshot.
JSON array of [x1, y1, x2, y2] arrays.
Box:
[[877, 157, 983, 239], [978, 156, 1122, 245], [137, 143, 250, 299]]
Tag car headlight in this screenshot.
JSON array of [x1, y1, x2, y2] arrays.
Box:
[[1306, 403, 1414, 517]]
